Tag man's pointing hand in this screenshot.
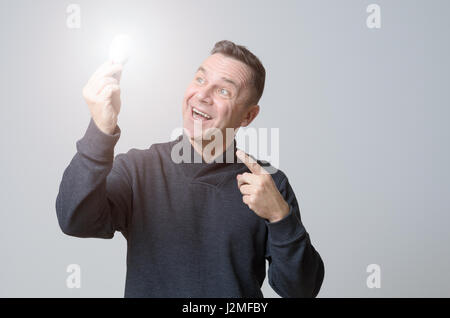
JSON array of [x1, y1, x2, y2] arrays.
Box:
[[236, 149, 289, 223]]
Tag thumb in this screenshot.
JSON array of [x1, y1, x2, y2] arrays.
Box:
[[100, 84, 120, 100]]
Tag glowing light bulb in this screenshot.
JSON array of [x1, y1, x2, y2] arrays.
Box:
[[109, 34, 132, 65]]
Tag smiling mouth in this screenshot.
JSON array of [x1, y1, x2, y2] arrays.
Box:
[[191, 106, 212, 120]]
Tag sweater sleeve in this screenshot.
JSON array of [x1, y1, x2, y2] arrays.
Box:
[[264, 176, 325, 298], [55, 118, 133, 239]]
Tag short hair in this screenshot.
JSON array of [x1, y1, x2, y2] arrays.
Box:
[[211, 40, 265, 106]]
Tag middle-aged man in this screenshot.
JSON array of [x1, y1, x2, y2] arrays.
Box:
[[56, 40, 325, 298]]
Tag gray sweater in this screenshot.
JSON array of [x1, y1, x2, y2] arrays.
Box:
[[56, 119, 324, 297]]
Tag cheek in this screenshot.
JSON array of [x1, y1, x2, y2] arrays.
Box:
[[216, 102, 235, 122], [182, 85, 196, 112], [183, 84, 197, 103]]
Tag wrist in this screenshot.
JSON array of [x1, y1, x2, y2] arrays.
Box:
[[76, 118, 121, 162], [94, 120, 117, 135], [268, 200, 290, 223]]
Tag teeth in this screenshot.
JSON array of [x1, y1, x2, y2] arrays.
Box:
[[193, 107, 211, 119]]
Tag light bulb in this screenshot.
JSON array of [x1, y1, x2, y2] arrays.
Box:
[[109, 34, 132, 65]]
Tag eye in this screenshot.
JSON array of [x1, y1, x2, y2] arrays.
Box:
[[219, 88, 230, 96], [196, 77, 205, 84]]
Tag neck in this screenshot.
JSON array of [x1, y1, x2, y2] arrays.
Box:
[[189, 134, 236, 163]]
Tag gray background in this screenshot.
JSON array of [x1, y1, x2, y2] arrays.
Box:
[[0, 0, 449, 297]]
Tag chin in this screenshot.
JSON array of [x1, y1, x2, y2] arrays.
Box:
[[182, 125, 194, 140], [181, 120, 200, 141], [183, 123, 218, 144]]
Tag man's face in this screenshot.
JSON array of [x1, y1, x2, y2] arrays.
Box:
[[182, 53, 259, 141]]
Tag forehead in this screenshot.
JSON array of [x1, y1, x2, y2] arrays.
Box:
[[199, 53, 252, 88]]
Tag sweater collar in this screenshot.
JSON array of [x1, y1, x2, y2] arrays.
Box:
[[173, 132, 238, 165], [169, 132, 240, 185]]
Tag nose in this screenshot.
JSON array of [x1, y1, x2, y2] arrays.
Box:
[[196, 85, 214, 105]]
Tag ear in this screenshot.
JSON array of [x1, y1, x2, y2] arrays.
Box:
[[239, 105, 260, 127]]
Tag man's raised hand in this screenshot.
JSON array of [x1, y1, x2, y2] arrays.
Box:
[[82, 61, 123, 135]]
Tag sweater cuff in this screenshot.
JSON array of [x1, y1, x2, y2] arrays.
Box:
[[265, 206, 306, 243], [76, 118, 121, 162]]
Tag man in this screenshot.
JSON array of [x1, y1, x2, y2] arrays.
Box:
[[56, 40, 324, 298]]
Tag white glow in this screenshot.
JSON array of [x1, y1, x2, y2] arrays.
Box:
[[109, 34, 132, 65]]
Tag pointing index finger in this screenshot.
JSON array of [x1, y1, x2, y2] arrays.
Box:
[[236, 149, 264, 174]]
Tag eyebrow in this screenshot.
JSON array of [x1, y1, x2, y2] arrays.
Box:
[[197, 66, 239, 89]]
